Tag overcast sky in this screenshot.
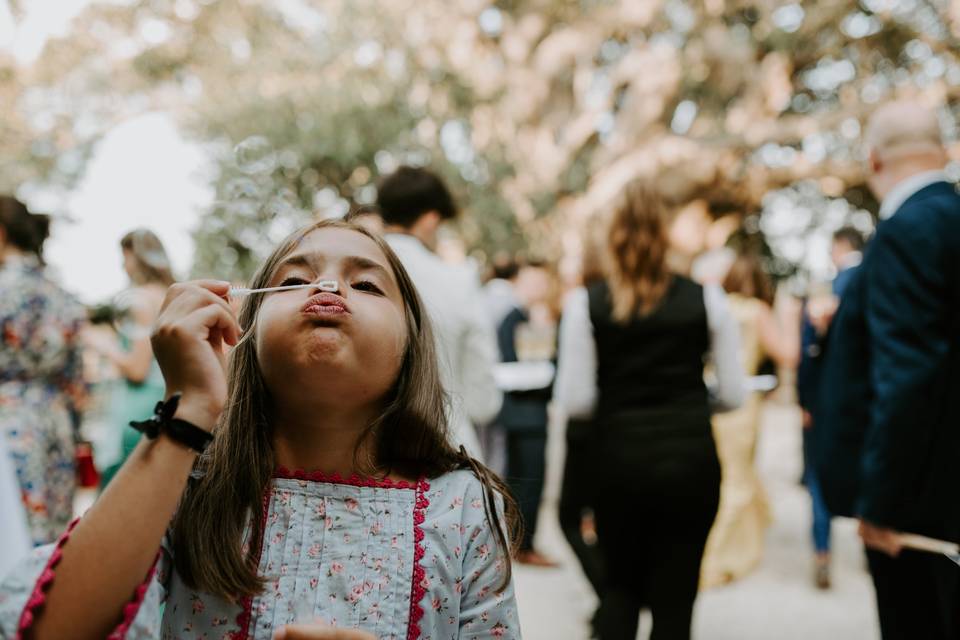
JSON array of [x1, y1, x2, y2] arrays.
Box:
[[3, 1, 211, 304]]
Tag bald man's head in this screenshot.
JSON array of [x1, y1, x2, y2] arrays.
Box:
[[864, 100, 943, 161], [863, 100, 947, 200]]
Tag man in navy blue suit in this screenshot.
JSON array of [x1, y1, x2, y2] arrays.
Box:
[[797, 227, 864, 589], [815, 100, 960, 639]]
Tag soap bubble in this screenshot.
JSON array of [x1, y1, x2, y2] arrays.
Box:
[[235, 136, 277, 175], [223, 176, 260, 200]]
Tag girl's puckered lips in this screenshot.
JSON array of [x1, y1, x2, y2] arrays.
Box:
[[301, 292, 351, 317]]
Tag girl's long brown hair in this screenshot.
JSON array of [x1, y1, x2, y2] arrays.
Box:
[[171, 219, 520, 599], [607, 179, 673, 322]]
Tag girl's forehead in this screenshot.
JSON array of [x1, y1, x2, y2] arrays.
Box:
[[282, 227, 393, 272]]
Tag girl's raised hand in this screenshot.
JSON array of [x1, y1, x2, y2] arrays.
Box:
[[151, 280, 240, 430], [274, 622, 377, 640]]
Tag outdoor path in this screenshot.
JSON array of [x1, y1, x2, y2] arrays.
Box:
[[514, 400, 881, 640]]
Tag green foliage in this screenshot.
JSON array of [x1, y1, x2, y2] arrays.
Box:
[[3, 0, 959, 281]]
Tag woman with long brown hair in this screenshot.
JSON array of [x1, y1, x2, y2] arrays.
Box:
[[554, 179, 744, 639], [1, 220, 521, 639], [83, 229, 174, 486]]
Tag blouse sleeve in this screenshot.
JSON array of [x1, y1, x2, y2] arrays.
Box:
[[0, 519, 173, 640], [552, 287, 597, 420], [704, 284, 746, 411], [57, 311, 89, 414], [458, 482, 522, 639]]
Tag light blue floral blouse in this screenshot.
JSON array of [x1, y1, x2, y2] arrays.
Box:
[[0, 469, 520, 639]]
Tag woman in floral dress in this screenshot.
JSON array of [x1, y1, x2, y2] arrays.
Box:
[[0, 196, 86, 546]]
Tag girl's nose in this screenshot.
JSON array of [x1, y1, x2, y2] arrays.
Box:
[[312, 279, 340, 294]]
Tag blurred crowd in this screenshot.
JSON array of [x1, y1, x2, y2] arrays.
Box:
[[1, 97, 958, 640]]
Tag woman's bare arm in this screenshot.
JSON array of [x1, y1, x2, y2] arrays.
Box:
[[31, 281, 237, 640], [85, 290, 161, 383], [757, 302, 801, 370]]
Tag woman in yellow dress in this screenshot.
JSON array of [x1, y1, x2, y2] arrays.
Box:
[[700, 254, 799, 588]]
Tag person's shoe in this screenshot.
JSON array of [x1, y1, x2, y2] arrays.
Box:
[[516, 549, 560, 567], [814, 561, 831, 590]]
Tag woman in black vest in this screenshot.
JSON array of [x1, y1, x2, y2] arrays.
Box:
[[554, 179, 744, 639]]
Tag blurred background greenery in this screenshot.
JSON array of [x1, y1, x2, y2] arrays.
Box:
[[2, 0, 959, 285]]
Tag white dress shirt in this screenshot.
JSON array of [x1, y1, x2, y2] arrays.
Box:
[[553, 283, 745, 419], [386, 234, 502, 458], [878, 170, 949, 220]]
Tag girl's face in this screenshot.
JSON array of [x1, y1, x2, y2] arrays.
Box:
[[254, 227, 408, 409]]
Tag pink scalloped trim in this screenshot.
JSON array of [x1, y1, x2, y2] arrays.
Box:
[[234, 488, 273, 640], [406, 478, 430, 640], [274, 466, 417, 490], [106, 557, 159, 640], [15, 517, 80, 637], [16, 517, 159, 640]]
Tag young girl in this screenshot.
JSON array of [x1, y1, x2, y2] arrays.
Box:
[[0, 220, 521, 640]]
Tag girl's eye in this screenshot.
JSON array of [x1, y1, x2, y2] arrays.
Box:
[[280, 277, 309, 287], [352, 280, 383, 294]]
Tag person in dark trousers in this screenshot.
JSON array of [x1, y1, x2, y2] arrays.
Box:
[[814, 100, 960, 640], [554, 180, 744, 640], [480, 255, 521, 478], [556, 233, 607, 624], [796, 226, 864, 589], [496, 261, 558, 567]]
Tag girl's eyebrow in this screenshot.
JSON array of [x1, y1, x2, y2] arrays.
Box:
[[276, 254, 313, 271], [343, 255, 392, 279], [277, 253, 392, 280]]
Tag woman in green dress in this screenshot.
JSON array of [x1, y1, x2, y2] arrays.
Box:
[[83, 229, 173, 487]]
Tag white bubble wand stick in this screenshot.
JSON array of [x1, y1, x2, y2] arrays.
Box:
[[228, 280, 339, 298], [225, 281, 340, 348]]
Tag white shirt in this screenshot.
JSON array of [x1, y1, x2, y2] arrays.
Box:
[[0, 433, 30, 576], [386, 234, 502, 458], [481, 279, 520, 331], [878, 170, 949, 220], [553, 284, 746, 419]]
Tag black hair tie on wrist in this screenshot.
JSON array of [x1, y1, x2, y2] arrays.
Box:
[[129, 392, 214, 454]]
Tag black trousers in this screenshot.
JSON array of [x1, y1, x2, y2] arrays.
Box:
[[594, 425, 721, 640], [867, 548, 960, 640], [558, 419, 605, 596], [506, 429, 548, 551]]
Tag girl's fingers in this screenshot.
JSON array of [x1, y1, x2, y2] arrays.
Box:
[[158, 284, 240, 345], [169, 285, 237, 320], [193, 279, 233, 295], [185, 304, 241, 347], [159, 280, 232, 314], [274, 623, 377, 640]]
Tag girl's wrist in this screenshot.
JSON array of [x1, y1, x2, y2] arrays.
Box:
[[171, 394, 222, 433]]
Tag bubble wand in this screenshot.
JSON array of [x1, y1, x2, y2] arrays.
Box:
[[228, 280, 339, 298]]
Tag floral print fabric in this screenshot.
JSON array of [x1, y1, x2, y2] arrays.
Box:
[[0, 469, 521, 639], [0, 256, 86, 545]]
